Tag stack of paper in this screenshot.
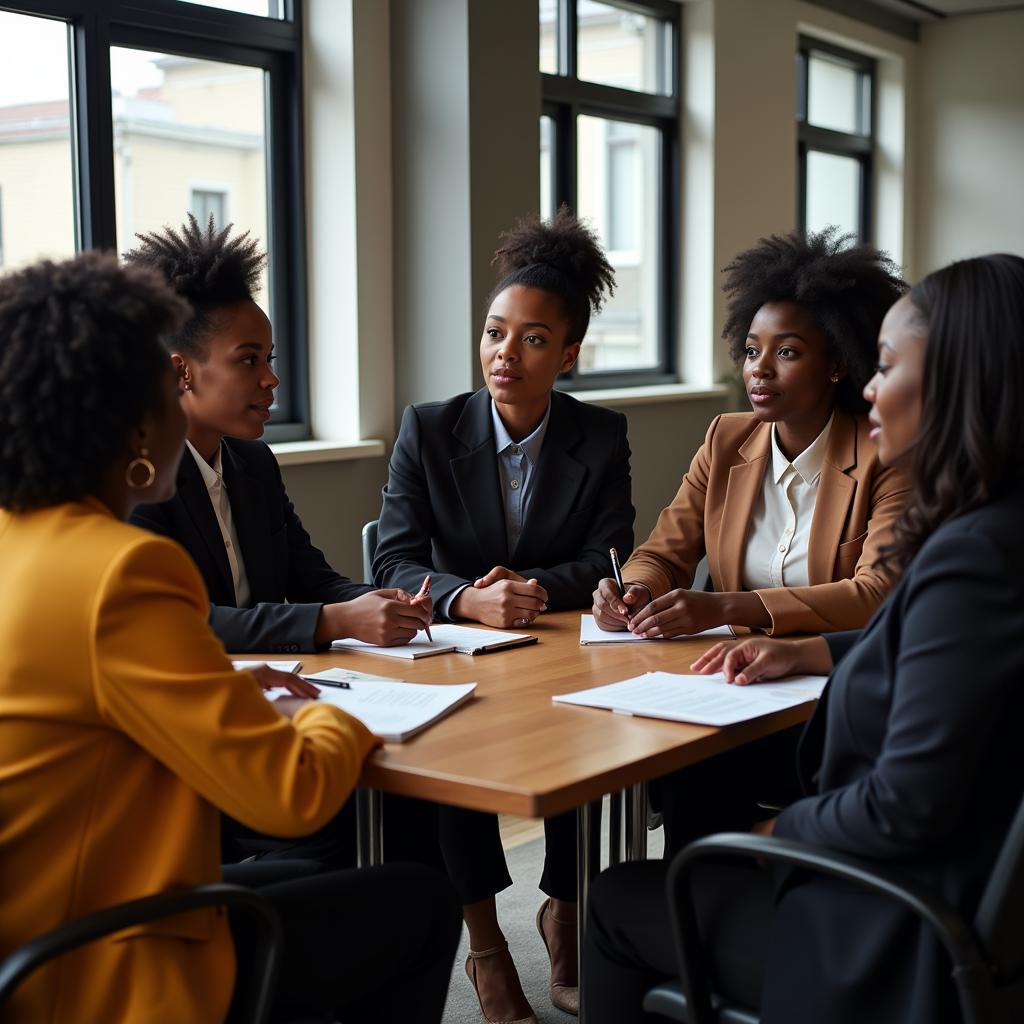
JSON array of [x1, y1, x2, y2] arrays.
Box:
[[553, 670, 828, 727], [233, 660, 302, 673], [331, 624, 536, 659], [579, 614, 733, 645], [264, 668, 477, 742]]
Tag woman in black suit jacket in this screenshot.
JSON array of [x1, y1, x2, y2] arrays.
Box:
[[582, 253, 1024, 1024], [375, 209, 634, 1024], [127, 215, 431, 655]]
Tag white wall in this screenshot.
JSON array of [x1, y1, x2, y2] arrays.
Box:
[[914, 9, 1024, 274]]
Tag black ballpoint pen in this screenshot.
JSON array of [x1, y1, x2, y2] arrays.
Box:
[[609, 547, 626, 596]]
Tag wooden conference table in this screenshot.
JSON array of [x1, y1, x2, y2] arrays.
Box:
[[269, 610, 818, 1021]]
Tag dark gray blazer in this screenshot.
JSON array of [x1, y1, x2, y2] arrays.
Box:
[[372, 387, 634, 614], [764, 485, 1024, 1024], [132, 438, 371, 654]]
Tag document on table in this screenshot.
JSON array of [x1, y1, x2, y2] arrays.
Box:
[[264, 669, 477, 742], [579, 614, 733, 645], [427, 624, 537, 655], [233, 659, 301, 673], [330, 636, 457, 659], [553, 670, 828, 727]]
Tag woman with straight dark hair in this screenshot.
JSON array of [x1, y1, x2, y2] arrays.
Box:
[[581, 253, 1024, 1024]]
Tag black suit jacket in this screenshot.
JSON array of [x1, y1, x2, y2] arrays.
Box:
[[372, 388, 634, 614], [763, 486, 1024, 1024], [131, 438, 372, 654]]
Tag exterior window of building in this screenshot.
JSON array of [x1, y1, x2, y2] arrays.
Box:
[[0, 2, 308, 438], [541, 0, 679, 387], [797, 38, 875, 243]]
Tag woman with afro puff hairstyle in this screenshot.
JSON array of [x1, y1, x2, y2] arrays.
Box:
[[594, 226, 910, 641], [0, 252, 460, 1024], [373, 206, 635, 1024]]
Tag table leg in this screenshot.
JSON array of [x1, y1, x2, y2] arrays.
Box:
[[609, 790, 623, 867], [356, 786, 383, 867], [624, 782, 648, 861]]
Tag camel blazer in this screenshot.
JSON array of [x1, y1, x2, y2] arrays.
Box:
[[622, 411, 910, 634], [0, 500, 376, 1024]]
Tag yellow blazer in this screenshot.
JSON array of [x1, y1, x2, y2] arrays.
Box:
[[0, 499, 377, 1024], [622, 411, 910, 634]]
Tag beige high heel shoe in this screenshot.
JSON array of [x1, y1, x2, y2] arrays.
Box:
[[536, 898, 580, 1015], [464, 942, 539, 1024]]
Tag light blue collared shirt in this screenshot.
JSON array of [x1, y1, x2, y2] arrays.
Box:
[[491, 398, 550, 556], [439, 400, 551, 619]]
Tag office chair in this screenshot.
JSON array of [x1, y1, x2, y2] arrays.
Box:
[[0, 884, 282, 1024], [362, 519, 379, 585], [643, 801, 1024, 1023]]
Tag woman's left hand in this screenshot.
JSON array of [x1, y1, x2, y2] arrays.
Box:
[[628, 589, 725, 638]]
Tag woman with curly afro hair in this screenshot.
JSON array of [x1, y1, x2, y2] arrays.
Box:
[[0, 252, 460, 1024], [594, 226, 909, 640], [374, 206, 635, 1023]]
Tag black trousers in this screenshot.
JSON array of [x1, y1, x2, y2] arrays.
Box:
[[655, 725, 804, 858], [582, 858, 773, 1023], [223, 859, 462, 1024], [385, 796, 601, 905]]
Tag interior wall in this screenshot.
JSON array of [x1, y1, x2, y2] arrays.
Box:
[[914, 9, 1024, 273]]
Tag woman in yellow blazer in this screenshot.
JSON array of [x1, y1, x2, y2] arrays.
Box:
[[0, 253, 460, 1024], [593, 228, 909, 638]]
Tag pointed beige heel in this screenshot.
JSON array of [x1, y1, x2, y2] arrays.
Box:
[[464, 942, 539, 1024], [536, 898, 580, 1016]]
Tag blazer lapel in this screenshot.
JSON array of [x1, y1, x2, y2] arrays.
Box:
[[175, 452, 234, 599], [221, 442, 274, 601], [510, 394, 586, 565], [451, 389, 509, 567], [807, 412, 857, 584], [715, 423, 771, 591]]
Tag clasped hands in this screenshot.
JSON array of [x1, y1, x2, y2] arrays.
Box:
[[451, 566, 548, 628], [591, 579, 727, 639]]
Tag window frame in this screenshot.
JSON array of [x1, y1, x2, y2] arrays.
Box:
[[796, 35, 876, 245], [542, 0, 681, 390], [2, 0, 310, 439]]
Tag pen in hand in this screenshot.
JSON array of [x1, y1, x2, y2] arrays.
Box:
[[413, 575, 433, 642], [609, 547, 626, 597]]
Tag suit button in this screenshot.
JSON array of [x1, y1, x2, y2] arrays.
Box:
[[510, 479, 520, 490]]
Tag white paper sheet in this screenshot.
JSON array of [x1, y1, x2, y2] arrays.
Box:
[[553, 670, 828, 727], [579, 614, 733, 645], [330, 636, 457, 659], [426, 624, 536, 654], [264, 669, 477, 742], [232, 660, 301, 673]]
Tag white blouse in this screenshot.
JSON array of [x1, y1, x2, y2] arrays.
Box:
[[741, 414, 834, 592]]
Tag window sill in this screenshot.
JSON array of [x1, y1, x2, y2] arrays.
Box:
[[271, 438, 386, 467], [574, 382, 730, 408]]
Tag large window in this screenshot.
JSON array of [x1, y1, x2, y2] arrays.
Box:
[[797, 38, 875, 244], [540, 0, 679, 388], [0, 1, 308, 437]]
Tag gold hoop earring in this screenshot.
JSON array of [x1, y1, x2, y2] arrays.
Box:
[[125, 447, 157, 489]]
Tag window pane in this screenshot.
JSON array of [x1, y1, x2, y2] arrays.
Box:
[[540, 115, 555, 220], [807, 53, 867, 134], [539, 0, 559, 74], [110, 48, 269, 314], [577, 0, 671, 97], [576, 114, 661, 372], [175, 0, 285, 18], [0, 11, 76, 270], [805, 150, 861, 240]]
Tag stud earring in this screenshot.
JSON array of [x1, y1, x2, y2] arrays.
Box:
[[830, 374, 840, 383]]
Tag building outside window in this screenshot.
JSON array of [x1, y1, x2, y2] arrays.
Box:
[[797, 37, 875, 243], [540, 0, 679, 386], [0, 1, 308, 437]]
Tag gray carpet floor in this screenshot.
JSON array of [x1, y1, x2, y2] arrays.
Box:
[[442, 804, 664, 1024]]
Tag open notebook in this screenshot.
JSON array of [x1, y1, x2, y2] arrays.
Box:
[[553, 670, 828, 727], [579, 614, 733, 645], [264, 668, 476, 742], [332, 624, 535, 659]]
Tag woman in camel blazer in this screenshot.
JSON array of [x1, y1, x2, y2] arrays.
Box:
[[0, 253, 459, 1024], [594, 228, 909, 639]]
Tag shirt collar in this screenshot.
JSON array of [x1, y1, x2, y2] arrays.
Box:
[[186, 440, 224, 490], [770, 412, 834, 486], [490, 399, 550, 464]]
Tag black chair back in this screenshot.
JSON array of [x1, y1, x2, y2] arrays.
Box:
[[362, 519, 379, 585]]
